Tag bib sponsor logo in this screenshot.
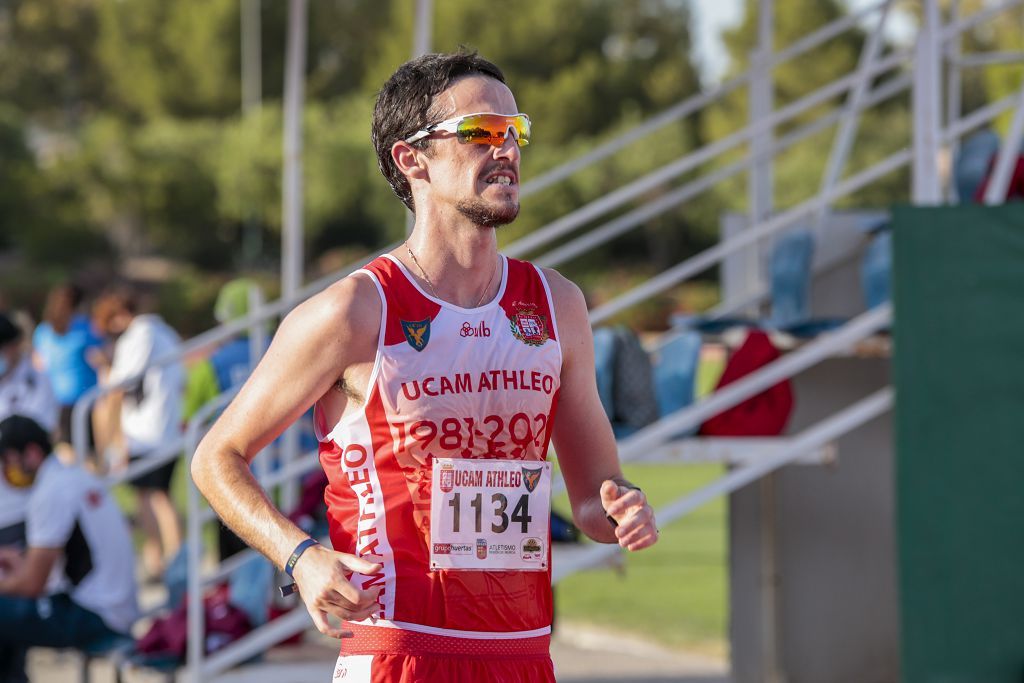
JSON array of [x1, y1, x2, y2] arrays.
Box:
[[460, 321, 491, 338], [489, 543, 518, 555], [522, 537, 544, 561], [433, 543, 452, 554], [522, 466, 543, 493], [508, 304, 549, 347], [476, 538, 488, 560], [439, 463, 455, 493], [401, 318, 431, 352]]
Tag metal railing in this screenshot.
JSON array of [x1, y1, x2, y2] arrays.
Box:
[[553, 387, 894, 582]]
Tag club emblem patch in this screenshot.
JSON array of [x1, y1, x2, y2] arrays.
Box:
[[522, 466, 543, 493], [508, 305, 549, 347], [439, 463, 455, 493], [401, 318, 431, 352], [476, 538, 488, 560]]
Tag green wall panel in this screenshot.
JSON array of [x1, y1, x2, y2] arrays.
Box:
[[894, 204, 1024, 683]]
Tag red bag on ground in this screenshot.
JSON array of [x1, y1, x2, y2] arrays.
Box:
[[699, 330, 794, 437], [136, 584, 252, 661]]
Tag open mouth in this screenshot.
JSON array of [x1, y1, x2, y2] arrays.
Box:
[[483, 171, 517, 186]]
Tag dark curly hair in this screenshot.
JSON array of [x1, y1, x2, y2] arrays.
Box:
[[372, 50, 506, 212]]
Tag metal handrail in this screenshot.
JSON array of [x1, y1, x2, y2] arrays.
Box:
[[505, 48, 911, 260], [588, 149, 911, 325], [551, 304, 891, 498], [535, 72, 912, 269], [553, 386, 894, 582], [940, 0, 1023, 42], [520, 0, 892, 198]]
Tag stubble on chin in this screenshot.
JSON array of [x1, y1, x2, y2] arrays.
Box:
[[456, 199, 520, 228]]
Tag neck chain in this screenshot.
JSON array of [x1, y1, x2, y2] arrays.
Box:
[[404, 242, 498, 308]]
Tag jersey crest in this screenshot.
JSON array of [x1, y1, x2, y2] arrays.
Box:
[[508, 304, 549, 347], [401, 318, 431, 351]]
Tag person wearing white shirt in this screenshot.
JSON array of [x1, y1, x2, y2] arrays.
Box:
[[0, 415, 138, 683], [92, 290, 184, 580], [0, 313, 58, 547]]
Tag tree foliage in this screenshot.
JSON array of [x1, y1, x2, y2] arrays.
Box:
[[1, 0, 1018, 318], [0, 0, 712, 283]]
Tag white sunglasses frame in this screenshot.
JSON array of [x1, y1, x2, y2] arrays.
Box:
[[403, 111, 531, 146]]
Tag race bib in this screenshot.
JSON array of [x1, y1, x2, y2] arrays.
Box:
[[429, 458, 551, 571]]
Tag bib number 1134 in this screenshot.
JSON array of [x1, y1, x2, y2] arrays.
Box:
[[447, 491, 531, 534], [429, 458, 551, 571]]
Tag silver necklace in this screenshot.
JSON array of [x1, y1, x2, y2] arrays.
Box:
[[404, 242, 498, 307]]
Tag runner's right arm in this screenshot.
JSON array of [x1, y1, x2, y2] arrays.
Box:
[[191, 275, 383, 638]]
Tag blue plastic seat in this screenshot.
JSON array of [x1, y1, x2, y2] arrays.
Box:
[[652, 332, 702, 438], [592, 327, 616, 421], [954, 128, 1000, 202], [769, 229, 815, 329], [861, 229, 892, 310]]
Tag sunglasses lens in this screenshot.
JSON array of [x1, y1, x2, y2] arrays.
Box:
[[457, 114, 530, 147]]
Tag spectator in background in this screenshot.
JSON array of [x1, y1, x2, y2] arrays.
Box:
[[0, 415, 138, 683], [92, 289, 184, 580], [0, 313, 58, 547], [32, 283, 104, 446]]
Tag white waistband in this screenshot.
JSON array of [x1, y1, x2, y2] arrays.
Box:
[[348, 618, 552, 640]]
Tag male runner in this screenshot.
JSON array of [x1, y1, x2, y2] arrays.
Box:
[[192, 51, 658, 682]]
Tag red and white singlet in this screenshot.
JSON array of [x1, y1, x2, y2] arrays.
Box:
[[317, 253, 562, 679]]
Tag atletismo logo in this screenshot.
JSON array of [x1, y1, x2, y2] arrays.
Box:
[[460, 321, 491, 338]]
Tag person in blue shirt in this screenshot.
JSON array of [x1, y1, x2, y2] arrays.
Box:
[[31, 284, 104, 445]]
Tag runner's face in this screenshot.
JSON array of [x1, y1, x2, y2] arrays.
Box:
[[422, 76, 522, 227]]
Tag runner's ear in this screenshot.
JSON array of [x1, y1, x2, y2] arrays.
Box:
[[392, 141, 428, 181]]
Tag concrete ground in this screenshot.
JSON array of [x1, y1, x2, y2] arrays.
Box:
[[28, 622, 729, 683]]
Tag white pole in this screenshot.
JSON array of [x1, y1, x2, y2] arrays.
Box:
[[241, 0, 263, 262], [946, 0, 962, 202], [912, 0, 943, 204], [413, 0, 432, 58], [280, 0, 307, 510], [282, 0, 307, 303], [242, 0, 262, 113], [746, 0, 773, 314]]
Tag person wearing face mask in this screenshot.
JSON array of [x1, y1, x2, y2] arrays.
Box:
[[0, 313, 58, 547], [0, 414, 138, 683]]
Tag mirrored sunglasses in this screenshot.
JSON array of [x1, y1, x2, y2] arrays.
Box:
[[404, 112, 531, 147]]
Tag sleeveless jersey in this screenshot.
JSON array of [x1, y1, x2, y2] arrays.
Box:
[[317, 253, 562, 641]]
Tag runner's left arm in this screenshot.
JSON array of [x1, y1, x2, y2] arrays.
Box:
[[543, 270, 658, 551]]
